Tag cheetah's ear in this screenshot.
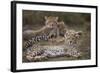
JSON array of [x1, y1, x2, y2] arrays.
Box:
[[44, 16, 48, 20]]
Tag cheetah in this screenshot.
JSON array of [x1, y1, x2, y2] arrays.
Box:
[[23, 16, 60, 48], [24, 30, 83, 62]]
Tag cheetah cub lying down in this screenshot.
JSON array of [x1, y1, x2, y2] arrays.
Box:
[[24, 30, 82, 62]]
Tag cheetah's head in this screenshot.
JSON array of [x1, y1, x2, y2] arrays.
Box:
[[44, 16, 58, 28], [64, 30, 82, 45]]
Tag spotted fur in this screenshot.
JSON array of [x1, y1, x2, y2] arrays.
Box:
[[25, 45, 81, 62], [64, 30, 82, 47], [23, 34, 50, 49]]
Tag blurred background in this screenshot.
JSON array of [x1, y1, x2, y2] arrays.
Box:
[[23, 10, 90, 30]]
